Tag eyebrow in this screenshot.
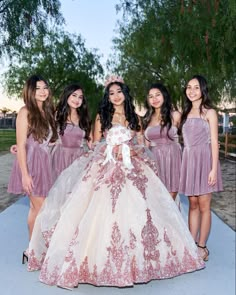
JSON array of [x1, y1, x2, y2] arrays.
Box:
[[72, 91, 83, 95], [148, 92, 160, 96], [110, 87, 121, 91]]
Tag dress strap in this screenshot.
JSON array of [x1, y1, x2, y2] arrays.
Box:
[[201, 109, 209, 120]]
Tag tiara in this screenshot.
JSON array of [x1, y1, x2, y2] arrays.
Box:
[[104, 74, 124, 87]]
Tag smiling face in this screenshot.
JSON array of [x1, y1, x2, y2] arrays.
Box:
[[185, 78, 202, 103], [35, 81, 49, 103], [67, 89, 83, 110], [108, 84, 125, 107], [147, 88, 164, 109]]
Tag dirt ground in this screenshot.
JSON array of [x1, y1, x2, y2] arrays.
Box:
[[211, 158, 236, 230], [0, 153, 235, 230]]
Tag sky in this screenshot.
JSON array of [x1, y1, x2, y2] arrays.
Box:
[[0, 0, 121, 111]]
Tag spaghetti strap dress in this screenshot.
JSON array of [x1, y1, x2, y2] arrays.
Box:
[[179, 117, 223, 196]]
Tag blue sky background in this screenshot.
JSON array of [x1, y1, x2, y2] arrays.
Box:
[[1, 0, 121, 110], [60, 0, 121, 66]]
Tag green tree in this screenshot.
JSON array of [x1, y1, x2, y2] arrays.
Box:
[[3, 30, 104, 119], [111, 0, 236, 105], [0, 0, 63, 57], [0, 107, 11, 117]]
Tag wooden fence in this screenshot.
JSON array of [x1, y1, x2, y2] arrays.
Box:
[[219, 133, 236, 158]]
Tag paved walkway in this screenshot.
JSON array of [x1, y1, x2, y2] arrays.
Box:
[[0, 153, 235, 294], [0, 153, 23, 212], [0, 196, 235, 295]]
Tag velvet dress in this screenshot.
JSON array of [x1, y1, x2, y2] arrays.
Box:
[[51, 123, 86, 181], [8, 132, 53, 197], [179, 117, 223, 196], [145, 125, 182, 193]]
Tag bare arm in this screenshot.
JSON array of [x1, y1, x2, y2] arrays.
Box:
[[207, 109, 219, 185], [172, 111, 181, 127], [136, 116, 144, 145], [87, 130, 93, 149], [93, 114, 102, 143], [16, 107, 34, 195]]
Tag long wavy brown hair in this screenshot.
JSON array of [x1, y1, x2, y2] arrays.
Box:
[[56, 84, 91, 141], [179, 75, 215, 134], [23, 75, 57, 143], [142, 83, 173, 140], [98, 82, 141, 133]]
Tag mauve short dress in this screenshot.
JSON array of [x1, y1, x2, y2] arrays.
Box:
[[51, 123, 86, 181], [145, 125, 182, 192], [179, 117, 223, 196], [8, 132, 53, 197]]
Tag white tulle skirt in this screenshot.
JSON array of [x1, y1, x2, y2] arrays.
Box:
[[27, 142, 204, 288]]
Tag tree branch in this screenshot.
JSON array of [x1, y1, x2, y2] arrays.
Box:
[[0, 0, 15, 14]]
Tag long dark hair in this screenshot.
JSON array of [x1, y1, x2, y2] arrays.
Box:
[[98, 82, 141, 133], [179, 75, 214, 133], [23, 74, 57, 143], [142, 83, 173, 139], [56, 84, 91, 141]]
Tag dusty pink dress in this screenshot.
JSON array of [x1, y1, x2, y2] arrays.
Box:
[[51, 123, 86, 181], [27, 125, 204, 289], [145, 125, 182, 192], [179, 117, 223, 196], [8, 133, 53, 197]]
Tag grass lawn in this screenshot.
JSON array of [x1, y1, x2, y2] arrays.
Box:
[[0, 129, 16, 152]]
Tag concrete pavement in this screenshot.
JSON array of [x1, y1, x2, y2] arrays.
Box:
[[0, 195, 235, 295], [0, 152, 235, 294]]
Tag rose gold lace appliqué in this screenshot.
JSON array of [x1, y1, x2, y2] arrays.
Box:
[[82, 157, 94, 182], [39, 257, 60, 286], [57, 227, 80, 288], [141, 209, 161, 279], [28, 249, 46, 271], [94, 162, 126, 213], [42, 225, 56, 248], [106, 165, 126, 213], [27, 226, 56, 271], [38, 213, 204, 287], [39, 227, 80, 287], [76, 221, 133, 286], [127, 158, 148, 199]]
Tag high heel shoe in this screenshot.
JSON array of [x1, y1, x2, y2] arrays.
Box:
[[198, 245, 209, 261], [22, 250, 28, 264]]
